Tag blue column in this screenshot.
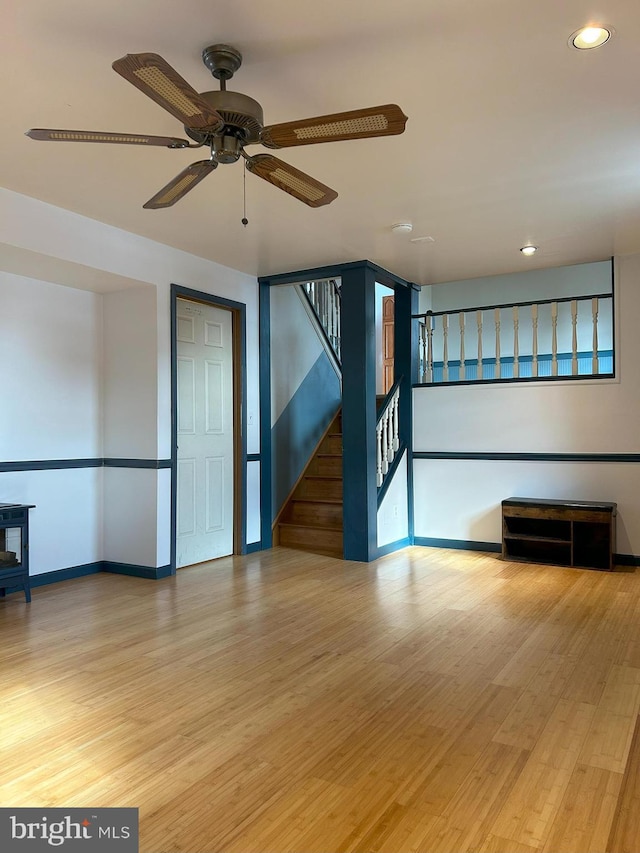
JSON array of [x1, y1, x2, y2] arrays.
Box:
[[341, 263, 378, 561]]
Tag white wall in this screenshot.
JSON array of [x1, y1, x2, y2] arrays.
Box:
[[413, 253, 640, 556], [0, 272, 102, 460], [103, 287, 158, 458], [377, 451, 409, 548], [1, 188, 260, 574], [0, 272, 103, 575]]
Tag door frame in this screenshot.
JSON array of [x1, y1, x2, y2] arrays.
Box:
[[170, 284, 247, 571]]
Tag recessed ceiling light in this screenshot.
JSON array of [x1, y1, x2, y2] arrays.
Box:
[[569, 26, 613, 50], [520, 245, 538, 256], [391, 222, 413, 234]]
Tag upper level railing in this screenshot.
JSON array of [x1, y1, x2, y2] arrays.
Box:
[[414, 292, 614, 384], [300, 278, 341, 364]]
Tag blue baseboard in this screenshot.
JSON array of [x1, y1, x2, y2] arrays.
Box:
[[377, 536, 412, 557], [246, 542, 262, 553], [30, 562, 103, 587], [615, 554, 640, 567], [102, 562, 173, 579], [414, 537, 502, 553]]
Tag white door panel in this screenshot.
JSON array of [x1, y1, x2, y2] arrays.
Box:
[[177, 299, 234, 566]]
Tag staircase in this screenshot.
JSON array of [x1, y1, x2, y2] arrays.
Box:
[[276, 410, 343, 558]]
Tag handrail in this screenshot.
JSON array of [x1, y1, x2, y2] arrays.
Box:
[[376, 374, 403, 427], [299, 278, 342, 367], [376, 379, 401, 488], [415, 290, 613, 385], [412, 290, 612, 320]]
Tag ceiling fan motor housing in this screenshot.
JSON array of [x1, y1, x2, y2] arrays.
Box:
[[184, 90, 264, 147]]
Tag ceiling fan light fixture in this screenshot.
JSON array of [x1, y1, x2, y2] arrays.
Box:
[[520, 245, 538, 256], [569, 26, 613, 50]]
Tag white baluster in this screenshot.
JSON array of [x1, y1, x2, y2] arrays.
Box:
[[571, 299, 578, 375], [381, 412, 389, 475], [386, 404, 394, 466], [427, 316, 434, 382], [420, 321, 428, 382], [513, 306, 520, 379], [592, 297, 599, 374], [443, 315, 449, 381], [494, 308, 501, 379], [476, 310, 483, 380], [393, 390, 400, 451], [376, 424, 383, 487], [459, 313, 466, 380], [531, 304, 539, 377], [551, 302, 558, 376]]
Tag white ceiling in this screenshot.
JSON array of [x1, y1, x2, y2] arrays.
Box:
[[2, 0, 640, 286]]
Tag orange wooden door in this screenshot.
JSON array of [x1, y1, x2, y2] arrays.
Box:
[[382, 295, 394, 393]]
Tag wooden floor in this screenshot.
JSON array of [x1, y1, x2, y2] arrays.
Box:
[[2, 546, 640, 853]]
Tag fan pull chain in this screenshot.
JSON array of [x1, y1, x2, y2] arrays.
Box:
[[241, 161, 248, 227]]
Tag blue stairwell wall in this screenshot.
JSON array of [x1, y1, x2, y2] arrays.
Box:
[[271, 351, 341, 518]]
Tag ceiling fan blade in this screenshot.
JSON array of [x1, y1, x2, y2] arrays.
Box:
[[26, 128, 191, 148], [143, 160, 217, 209], [112, 53, 224, 131], [245, 154, 337, 207], [261, 104, 408, 149]]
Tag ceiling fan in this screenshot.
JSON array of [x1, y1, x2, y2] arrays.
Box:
[[26, 44, 408, 209]]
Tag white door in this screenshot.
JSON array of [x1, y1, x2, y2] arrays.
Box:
[[176, 299, 235, 566]]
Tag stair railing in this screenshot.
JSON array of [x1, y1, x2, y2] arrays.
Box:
[[299, 278, 342, 365], [376, 377, 402, 488], [415, 291, 613, 384]]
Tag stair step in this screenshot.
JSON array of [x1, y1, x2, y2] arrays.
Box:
[[279, 523, 343, 552], [294, 477, 343, 500], [284, 499, 343, 527], [308, 455, 342, 476]]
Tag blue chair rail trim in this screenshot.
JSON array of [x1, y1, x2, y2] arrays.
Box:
[[413, 451, 640, 463], [0, 458, 172, 472]]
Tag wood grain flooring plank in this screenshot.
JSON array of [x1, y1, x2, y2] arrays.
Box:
[[606, 713, 640, 853]]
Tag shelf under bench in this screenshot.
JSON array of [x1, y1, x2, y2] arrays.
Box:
[[501, 497, 616, 571]]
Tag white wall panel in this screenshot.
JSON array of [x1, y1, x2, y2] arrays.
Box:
[[377, 451, 409, 547], [0, 469, 102, 576], [413, 458, 640, 555], [103, 467, 158, 567], [103, 286, 158, 459], [0, 272, 102, 460], [246, 460, 261, 545]]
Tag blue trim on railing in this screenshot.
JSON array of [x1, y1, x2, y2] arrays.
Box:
[[377, 536, 412, 558], [413, 451, 640, 463], [414, 537, 502, 553], [247, 454, 261, 463]]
